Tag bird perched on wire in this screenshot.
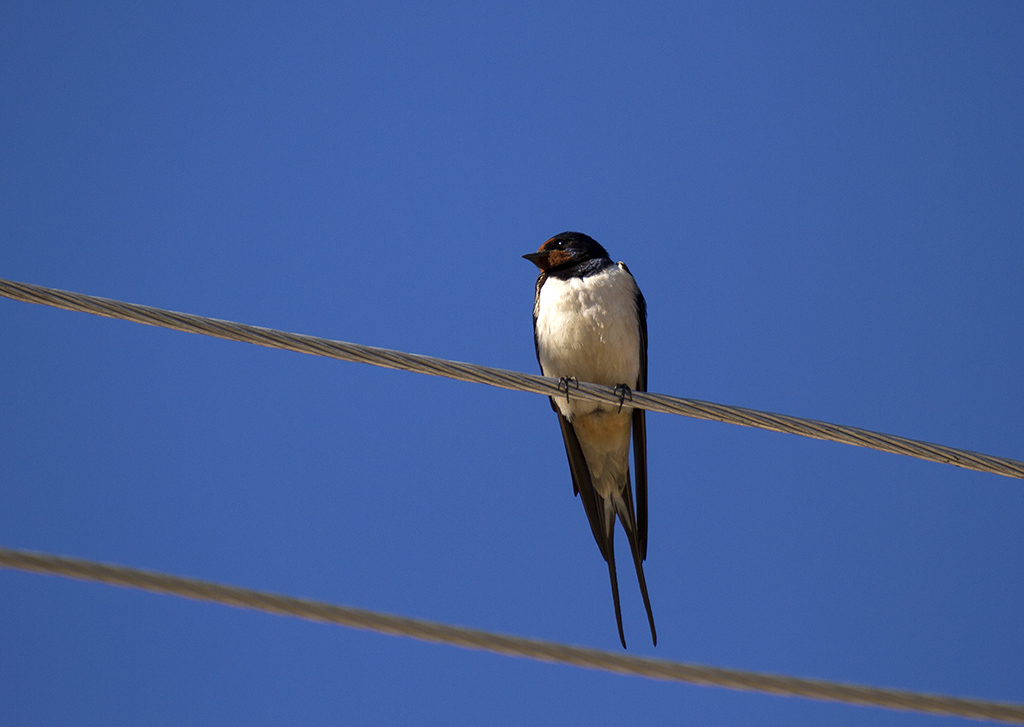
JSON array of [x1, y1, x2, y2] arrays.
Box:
[[523, 231, 655, 649]]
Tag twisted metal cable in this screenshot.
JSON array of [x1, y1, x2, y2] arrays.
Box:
[[2, 277, 1021, 479], [1, 548, 1021, 723]]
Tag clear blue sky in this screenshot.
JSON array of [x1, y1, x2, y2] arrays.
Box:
[[2, 2, 1022, 724]]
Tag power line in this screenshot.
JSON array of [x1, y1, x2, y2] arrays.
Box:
[[3, 280, 1021, 720], [1, 547, 1021, 724], [2, 277, 1021, 479]]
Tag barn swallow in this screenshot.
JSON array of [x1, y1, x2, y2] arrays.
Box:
[[524, 231, 655, 648]]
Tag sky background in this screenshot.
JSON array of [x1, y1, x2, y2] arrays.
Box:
[[2, 2, 1022, 725]]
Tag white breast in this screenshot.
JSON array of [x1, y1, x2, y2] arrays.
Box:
[[535, 264, 641, 418]]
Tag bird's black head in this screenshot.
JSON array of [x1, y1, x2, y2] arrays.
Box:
[[522, 231, 610, 274]]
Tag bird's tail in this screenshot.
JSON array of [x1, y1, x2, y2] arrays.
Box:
[[602, 525, 627, 649], [612, 491, 657, 646]]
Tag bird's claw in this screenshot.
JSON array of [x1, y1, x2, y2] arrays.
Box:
[[557, 376, 579, 404], [613, 384, 633, 413]]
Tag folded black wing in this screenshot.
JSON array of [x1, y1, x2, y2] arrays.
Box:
[[556, 414, 612, 562], [628, 272, 649, 559]]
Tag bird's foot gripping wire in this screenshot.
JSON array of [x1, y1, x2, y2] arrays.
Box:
[[557, 376, 579, 404], [613, 384, 633, 413]]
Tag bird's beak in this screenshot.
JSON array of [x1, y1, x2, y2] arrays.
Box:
[[522, 251, 549, 270]]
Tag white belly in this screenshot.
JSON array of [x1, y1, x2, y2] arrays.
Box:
[[535, 264, 641, 420]]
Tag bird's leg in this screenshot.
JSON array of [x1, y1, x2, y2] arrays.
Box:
[[557, 376, 579, 404], [613, 384, 632, 413]]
